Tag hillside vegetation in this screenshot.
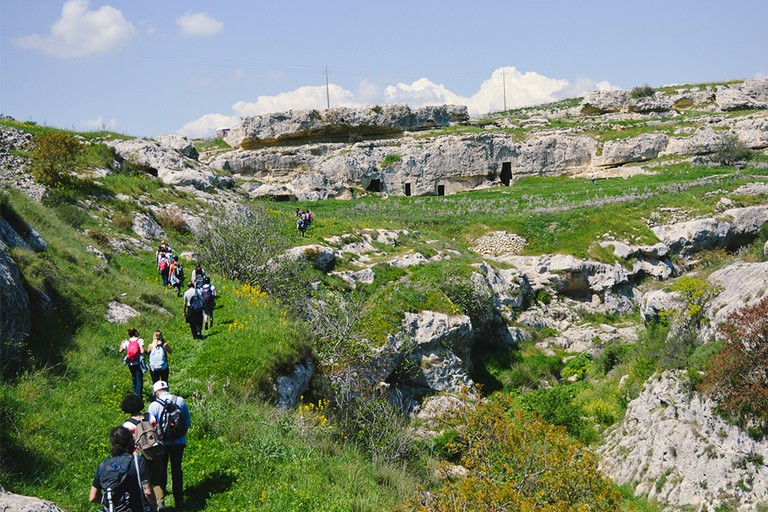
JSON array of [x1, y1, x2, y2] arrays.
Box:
[[2, 80, 768, 511]]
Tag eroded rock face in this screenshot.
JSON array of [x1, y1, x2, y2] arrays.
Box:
[[224, 104, 469, 149], [599, 371, 768, 511], [651, 204, 768, 257], [716, 79, 768, 111], [106, 138, 233, 190]]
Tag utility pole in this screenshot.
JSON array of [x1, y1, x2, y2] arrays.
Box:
[[502, 68, 507, 112], [324, 66, 330, 109]]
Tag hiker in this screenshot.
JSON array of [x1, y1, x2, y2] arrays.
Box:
[[119, 328, 146, 396], [295, 207, 301, 217], [148, 381, 191, 512], [168, 256, 184, 297], [147, 330, 172, 384], [89, 426, 153, 512], [182, 282, 204, 340], [190, 263, 205, 289], [157, 244, 172, 288], [297, 217, 306, 237], [121, 394, 164, 511], [200, 276, 217, 330]]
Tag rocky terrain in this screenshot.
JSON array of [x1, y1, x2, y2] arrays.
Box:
[[3, 79, 768, 511]]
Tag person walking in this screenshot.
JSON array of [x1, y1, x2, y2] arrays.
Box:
[[190, 263, 206, 289], [121, 394, 164, 511], [148, 381, 191, 512], [183, 282, 204, 340], [119, 328, 146, 396], [168, 256, 184, 297], [89, 426, 153, 512], [147, 330, 172, 384], [200, 277, 217, 330]]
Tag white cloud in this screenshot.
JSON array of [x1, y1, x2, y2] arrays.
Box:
[[177, 113, 239, 139], [14, 0, 134, 59], [178, 67, 616, 137], [176, 12, 224, 37], [80, 115, 118, 132]]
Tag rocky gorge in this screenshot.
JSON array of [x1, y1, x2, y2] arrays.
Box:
[[2, 79, 768, 511]]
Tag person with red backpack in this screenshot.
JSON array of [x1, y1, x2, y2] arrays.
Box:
[[119, 328, 146, 397]]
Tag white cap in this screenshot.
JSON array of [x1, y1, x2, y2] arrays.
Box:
[[153, 380, 168, 393]]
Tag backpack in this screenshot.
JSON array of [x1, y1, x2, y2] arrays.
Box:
[[158, 397, 188, 441], [158, 258, 168, 272], [148, 343, 167, 371], [128, 415, 164, 461], [200, 284, 214, 304], [189, 290, 204, 312], [193, 270, 205, 288], [97, 453, 136, 512], [125, 338, 140, 363]]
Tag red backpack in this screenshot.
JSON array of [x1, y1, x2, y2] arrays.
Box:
[[126, 338, 140, 362]]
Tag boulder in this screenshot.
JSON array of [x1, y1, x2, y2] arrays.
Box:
[[282, 244, 338, 271], [0, 491, 64, 512], [106, 138, 233, 190], [580, 90, 631, 114], [105, 301, 140, 323], [651, 204, 768, 256], [274, 359, 314, 408], [155, 134, 199, 159], [131, 213, 166, 241], [702, 261, 768, 340], [715, 79, 768, 111], [599, 371, 768, 510], [662, 126, 725, 156], [0, 249, 31, 348], [596, 133, 668, 167]]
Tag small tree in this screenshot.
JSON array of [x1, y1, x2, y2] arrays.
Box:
[[195, 203, 312, 306], [702, 297, 768, 431], [31, 132, 84, 188], [630, 83, 655, 99], [713, 133, 752, 166]]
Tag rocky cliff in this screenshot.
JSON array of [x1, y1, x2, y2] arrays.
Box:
[[206, 79, 768, 201]]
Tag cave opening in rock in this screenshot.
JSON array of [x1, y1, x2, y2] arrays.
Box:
[[404, 183, 412, 196], [367, 179, 382, 192], [501, 162, 512, 186]]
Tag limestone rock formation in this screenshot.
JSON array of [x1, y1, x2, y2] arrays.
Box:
[[224, 104, 469, 149], [715, 79, 768, 111], [651, 204, 768, 257], [0, 491, 64, 512], [599, 371, 768, 511], [106, 138, 233, 190]]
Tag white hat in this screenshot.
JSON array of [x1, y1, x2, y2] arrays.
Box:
[[153, 380, 168, 392]]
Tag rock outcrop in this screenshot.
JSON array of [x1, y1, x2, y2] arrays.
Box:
[[224, 104, 469, 149], [599, 371, 768, 511], [0, 491, 64, 512]]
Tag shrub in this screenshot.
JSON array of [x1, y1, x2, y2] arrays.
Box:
[[630, 84, 656, 99], [381, 154, 402, 168], [702, 296, 768, 429], [195, 202, 313, 307], [30, 132, 85, 188], [156, 206, 190, 234], [409, 396, 622, 510], [713, 133, 753, 166]]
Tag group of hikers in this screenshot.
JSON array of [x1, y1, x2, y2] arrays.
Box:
[[90, 381, 190, 512], [296, 208, 313, 237], [91, 241, 220, 512], [156, 241, 217, 340]]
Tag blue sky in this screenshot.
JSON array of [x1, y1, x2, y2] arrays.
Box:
[[1, 0, 766, 138]]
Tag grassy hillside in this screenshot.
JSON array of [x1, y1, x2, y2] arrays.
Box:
[[3, 98, 768, 510]]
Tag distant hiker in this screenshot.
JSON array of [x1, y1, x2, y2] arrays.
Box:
[[200, 277, 217, 330], [148, 381, 191, 512], [295, 207, 301, 217], [306, 209, 313, 224], [183, 282, 204, 340], [168, 256, 184, 297], [119, 328, 146, 396], [297, 217, 306, 237], [148, 330, 172, 385], [121, 394, 164, 511], [190, 263, 205, 289], [157, 243, 172, 288], [89, 426, 153, 512], [591, 172, 596, 185]]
